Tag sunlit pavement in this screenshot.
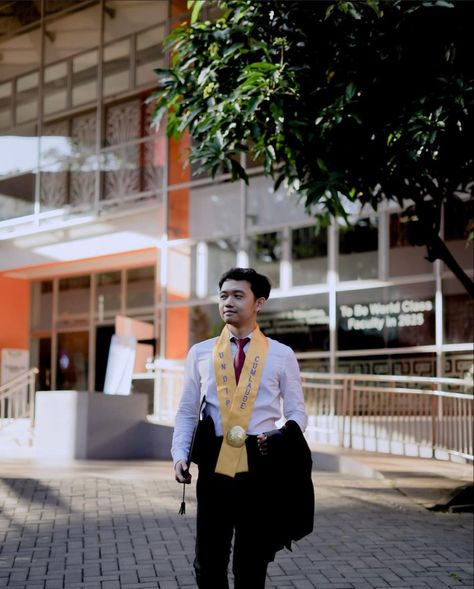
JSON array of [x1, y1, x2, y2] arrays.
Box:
[[0, 458, 472, 588]]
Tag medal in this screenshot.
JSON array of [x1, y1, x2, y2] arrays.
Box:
[[226, 425, 247, 448]]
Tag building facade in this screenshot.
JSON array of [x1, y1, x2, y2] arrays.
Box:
[[0, 1, 472, 408]]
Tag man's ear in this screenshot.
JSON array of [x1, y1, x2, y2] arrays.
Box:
[[256, 297, 266, 312]]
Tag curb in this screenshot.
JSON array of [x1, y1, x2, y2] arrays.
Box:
[[311, 449, 384, 480]]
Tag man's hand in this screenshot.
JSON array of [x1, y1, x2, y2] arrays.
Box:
[[175, 460, 192, 484], [257, 429, 284, 456]]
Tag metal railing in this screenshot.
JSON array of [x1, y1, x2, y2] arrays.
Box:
[[143, 366, 473, 462], [302, 372, 473, 461], [134, 359, 185, 425], [0, 368, 38, 431]]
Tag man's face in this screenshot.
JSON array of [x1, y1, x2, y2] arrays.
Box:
[[218, 279, 265, 328]]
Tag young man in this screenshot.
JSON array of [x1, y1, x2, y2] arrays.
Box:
[[171, 267, 314, 588]]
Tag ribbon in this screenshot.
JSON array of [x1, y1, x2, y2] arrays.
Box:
[[213, 325, 268, 477]]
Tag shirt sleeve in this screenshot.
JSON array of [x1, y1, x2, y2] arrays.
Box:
[[171, 345, 202, 465], [280, 347, 308, 432]]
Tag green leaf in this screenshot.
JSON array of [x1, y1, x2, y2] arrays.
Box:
[[244, 62, 278, 72], [188, 1, 205, 24], [317, 158, 328, 173], [345, 82, 356, 100], [223, 42, 245, 59]]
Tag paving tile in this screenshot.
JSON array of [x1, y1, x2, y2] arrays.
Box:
[[0, 467, 472, 588]]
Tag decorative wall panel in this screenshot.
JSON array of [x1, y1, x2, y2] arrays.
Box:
[[71, 112, 97, 151], [70, 112, 97, 207], [41, 120, 69, 209], [104, 100, 140, 199]]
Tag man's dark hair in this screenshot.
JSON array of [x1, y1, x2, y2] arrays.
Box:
[[218, 267, 272, 300]]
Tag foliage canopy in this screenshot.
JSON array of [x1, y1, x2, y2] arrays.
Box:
[[151, 0, 474, 296]]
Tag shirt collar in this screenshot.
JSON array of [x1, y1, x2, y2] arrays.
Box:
[[226, 326, 255, 341]]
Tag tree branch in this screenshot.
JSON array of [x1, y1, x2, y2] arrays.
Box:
[[426, 235, 474, 299]]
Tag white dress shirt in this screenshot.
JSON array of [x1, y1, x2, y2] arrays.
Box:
[[171, 329, 308, 465]]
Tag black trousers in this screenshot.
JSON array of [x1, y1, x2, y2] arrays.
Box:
[[193, 436, 276, 589]]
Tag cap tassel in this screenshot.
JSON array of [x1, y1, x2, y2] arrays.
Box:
[[178, 483, 186, 515]]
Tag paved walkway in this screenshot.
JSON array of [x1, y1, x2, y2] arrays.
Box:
[[0, 455, 472, 589]]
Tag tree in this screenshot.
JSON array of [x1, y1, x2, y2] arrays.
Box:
[[151, 0, 474, 297]]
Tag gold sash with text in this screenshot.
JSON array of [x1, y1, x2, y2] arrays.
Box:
[[213, 325, 269, 477]]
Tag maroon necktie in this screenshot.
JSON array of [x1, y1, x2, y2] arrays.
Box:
[[233, 337, 250, 384]]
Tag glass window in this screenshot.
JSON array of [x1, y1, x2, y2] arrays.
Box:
[[126, 266, 155, 312], [444, 199, 473, 271], [136, 25, 166, 87], [247, 175, 308, 229], [40, 119, 71, 211], [189, 181, 241, 240], [247, 232, 282, 289], [70, 158, 97, 209], [31, 281, 53, 331], [337, 283, 436, 351], [57, 275, 91, 327], [298, 357, 331, 374], [69, 111, 98, 208], [0, 28, 41, 82], [0, 172, 35, 221], [443, 278, 473, 344], [103, 100, 141, 200], [166, 303, 222, 359], [40, 161, 69, 211], [104, 1, 168, 42], [103, 39, 130, 97], [103, 145, 140, 201], [44, 2, 101, 65], [71, 110, 97, 152], [207, 238, 240, 297], [444, 351, 473, 381], [0, 81, 12, 130], [41, 119, 72, 166], [337, 353, 437, 377], [15, 72, 39, 124], [291, 225, 327, 286], [105, 99, 141, 146], [72, 49, 98, 107], [43, 61, 69, 115], [389, 212, 433, 277], [189, 303, 223, 345], [57, 331, 89, 390], [0, 124, 39, 178], [339, 217, 378, 281], [259, 294, 329, 352], [96, 271, 121, 321], [168, 245, 194, 302]]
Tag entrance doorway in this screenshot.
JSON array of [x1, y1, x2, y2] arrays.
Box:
[[56, 331, 89, 390], [95, 325, 115, 392]]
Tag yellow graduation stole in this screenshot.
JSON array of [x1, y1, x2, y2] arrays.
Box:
[[213, 325, 269, 478]]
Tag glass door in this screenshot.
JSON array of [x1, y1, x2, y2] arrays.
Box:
[[56, 331, 89, 390]]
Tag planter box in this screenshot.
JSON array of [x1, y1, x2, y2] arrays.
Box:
[[35, 391, 150, 460]]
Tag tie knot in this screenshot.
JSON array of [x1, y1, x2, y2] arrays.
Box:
[[234, 337, 250, 350]]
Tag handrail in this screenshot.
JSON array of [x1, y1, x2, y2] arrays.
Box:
[[300, 371, 473, 387], [300, 372, 473, 461], [0, 368, 38, 430], [0, 368, 39, 396], [138, 367, 473, 461]]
